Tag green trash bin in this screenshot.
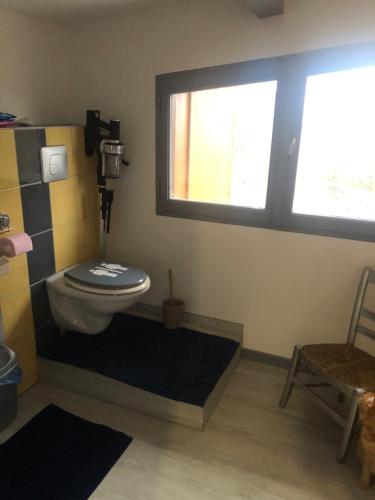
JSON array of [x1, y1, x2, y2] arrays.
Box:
[[0, 345, 21, 432]]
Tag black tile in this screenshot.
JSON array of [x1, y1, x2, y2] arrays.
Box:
[[27, 231, 55, 285], [35, 320, 60, 356], [30, 280, 53, 330], [21, 183, 52, 236], [15, 129, 46, 185]]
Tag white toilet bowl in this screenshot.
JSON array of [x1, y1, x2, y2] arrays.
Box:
[[46, 262, 151, 334]]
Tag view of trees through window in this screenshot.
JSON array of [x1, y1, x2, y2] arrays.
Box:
[[293, 66, 375, 221]]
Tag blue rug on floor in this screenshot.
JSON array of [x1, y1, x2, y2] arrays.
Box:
[[0, 404, 132, 500], [42, 313, 240, 407]]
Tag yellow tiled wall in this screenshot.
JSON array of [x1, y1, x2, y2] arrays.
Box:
[[0, 130, 37, 394], [46, 127, 100, 271], [0, 126, 100, 395]]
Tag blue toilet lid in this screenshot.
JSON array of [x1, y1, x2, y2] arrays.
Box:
[[64, 261, 147, 290]]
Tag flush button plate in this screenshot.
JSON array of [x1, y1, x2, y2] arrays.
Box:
[[40, 145, 68, 183]]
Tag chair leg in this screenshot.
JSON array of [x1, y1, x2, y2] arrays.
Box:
[[337, 389, 362, 463], [337, 392, 346, 403], [279, 345, 301, 408]]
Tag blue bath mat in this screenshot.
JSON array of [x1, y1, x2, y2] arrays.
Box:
[[0, 404, 132, 500]]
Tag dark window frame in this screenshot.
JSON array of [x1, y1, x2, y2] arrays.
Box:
[[156, 42, 375, 243]]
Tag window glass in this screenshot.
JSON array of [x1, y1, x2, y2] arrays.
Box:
[[293, 66, 375, 221], [169, 81, 278, 209]]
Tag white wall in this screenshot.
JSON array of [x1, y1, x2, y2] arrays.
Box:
[[68, 0, 375, 357], [0, 9, 72, 124]]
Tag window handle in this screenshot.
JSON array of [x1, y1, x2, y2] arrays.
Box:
[[289, 137, 297, 156]]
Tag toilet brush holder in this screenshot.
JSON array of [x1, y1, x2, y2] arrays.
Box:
[[163, 298, 184, 330], [163, 269, 184, 329]]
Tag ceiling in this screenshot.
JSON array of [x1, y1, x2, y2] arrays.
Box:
[[0, 0, 283, 24], [0, 0, 231, 23]]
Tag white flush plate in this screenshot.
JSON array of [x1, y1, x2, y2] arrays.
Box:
[[41, 145, 68, 183]]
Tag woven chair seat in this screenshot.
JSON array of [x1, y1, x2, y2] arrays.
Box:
[[301, 343, 375, 391]]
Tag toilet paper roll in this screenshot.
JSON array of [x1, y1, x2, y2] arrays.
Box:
[[0, 233, 33, 258]]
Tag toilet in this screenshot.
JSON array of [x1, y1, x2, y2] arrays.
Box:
[[46, 261, 151, 334]]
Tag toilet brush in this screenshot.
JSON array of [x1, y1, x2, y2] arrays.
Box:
[[168, 269, 173, 303], [163, 269, 184, 329]]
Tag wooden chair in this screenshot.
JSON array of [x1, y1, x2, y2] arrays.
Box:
[[279, 267, 375, 462]]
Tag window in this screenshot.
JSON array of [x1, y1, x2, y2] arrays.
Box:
[[156, 42, 375, 242], [169, 82, 277, 209]]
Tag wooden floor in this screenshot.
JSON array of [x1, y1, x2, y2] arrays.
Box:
[[2, 359, 373, 499]]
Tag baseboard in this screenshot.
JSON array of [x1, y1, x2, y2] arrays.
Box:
[[129, 303, 243, 344], [130, 304, 293, 370], [242, 348, 291, 369]]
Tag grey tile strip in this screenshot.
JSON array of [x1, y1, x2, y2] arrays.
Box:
[[30, 277, 47, 288], [30, 228, 53, 239], [35, 318, 55, 333], [20, 181, 42, 188]]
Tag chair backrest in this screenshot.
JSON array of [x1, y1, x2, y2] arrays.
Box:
[[347, 267, 375, 346]]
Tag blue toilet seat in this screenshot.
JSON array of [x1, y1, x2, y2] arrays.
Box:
[[64, 261, 148, 292]]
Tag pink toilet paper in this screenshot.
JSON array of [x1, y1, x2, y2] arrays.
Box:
[[0, 233, 33, 258]]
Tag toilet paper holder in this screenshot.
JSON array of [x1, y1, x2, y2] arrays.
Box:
[[0, 214, 12, 234]]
